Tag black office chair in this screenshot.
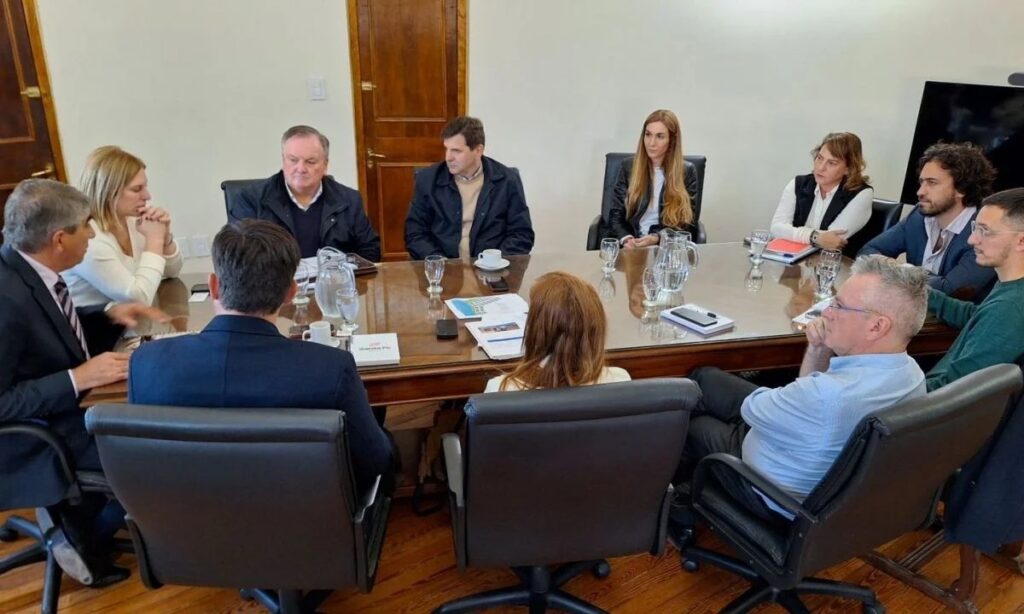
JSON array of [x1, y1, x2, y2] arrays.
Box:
[[0, 423, 126, 614], [587, 153, 707, 250], [437, 378, 698, 613], [844, 198, 904, 257], [220, 178, 263, 221], [679, 364, 1022, 614], [85, 405, 391, 614]]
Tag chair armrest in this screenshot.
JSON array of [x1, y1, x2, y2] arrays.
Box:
[[0, 422, 77, 488], [693, 453, 817, 523], [442, 433, 464, 508], [587, 215, 602, 251], [695, 221, 707, 244], [354, 474, 383, 523]]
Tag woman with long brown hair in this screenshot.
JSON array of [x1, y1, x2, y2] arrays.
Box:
[[770, 132, 873, 251], [608, 109, 700, 248], [485, 271, 630, 392]]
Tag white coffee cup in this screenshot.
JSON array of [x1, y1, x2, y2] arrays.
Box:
[[477, 249, 502, 267], [302, 320, 333, 345]]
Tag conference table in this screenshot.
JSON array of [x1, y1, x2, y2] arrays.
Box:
[[87, 243, 957, 407]]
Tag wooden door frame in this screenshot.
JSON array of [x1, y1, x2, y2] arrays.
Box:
[[345, 0, 467, 201], [10, 0, 67, 182]]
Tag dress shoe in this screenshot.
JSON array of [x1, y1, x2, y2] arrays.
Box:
[[36, 507, 94, 585]]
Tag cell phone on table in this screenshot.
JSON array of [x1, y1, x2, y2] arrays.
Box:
[[436, 318, 458, 339], [670, 306, 718, 327], [190, 283, 210, 294], [487, 278, 509, 292]]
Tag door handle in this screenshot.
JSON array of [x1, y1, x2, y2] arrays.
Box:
[[30, 163, 55, 178], [366, 149, 386, 169]]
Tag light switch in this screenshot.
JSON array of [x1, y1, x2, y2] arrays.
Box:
[[307, 76, 327, 101]]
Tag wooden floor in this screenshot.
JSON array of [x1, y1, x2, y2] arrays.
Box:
[[2, 504, 1023, 613]]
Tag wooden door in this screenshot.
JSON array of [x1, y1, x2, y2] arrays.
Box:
[[349, 0, 466, 261], [0, 0, 65, 232]]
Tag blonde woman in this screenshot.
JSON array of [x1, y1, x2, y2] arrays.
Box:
[[65, 146, 182, 306], [609, 109, 699, 248], [770, 132, 873, 251], [485, 271, 630, 392]]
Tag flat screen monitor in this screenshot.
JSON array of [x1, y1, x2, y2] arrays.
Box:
[[900, 81, 1024, 204]]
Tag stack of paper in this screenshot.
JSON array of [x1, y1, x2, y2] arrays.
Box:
[[792, 298, 831, 326], [761, 239, 818, 264], [445, 294, 529, 320], [350, 333, 400, 366], [465, 315, 527, 360]]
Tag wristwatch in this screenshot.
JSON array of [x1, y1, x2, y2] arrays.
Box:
[[810, 230, 820, 246]]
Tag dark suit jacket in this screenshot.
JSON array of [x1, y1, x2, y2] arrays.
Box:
[[858, 207, 995, 302], [0, 245, 122, 509], [404, 156, 535, 260], [128, 315, 394, 492], [227, 171, 381, 262], [608, 156, 701, 240]]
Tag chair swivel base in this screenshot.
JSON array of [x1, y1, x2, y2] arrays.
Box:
[[436, 560, 611, 614], [0, 516, 63, 614], [239, 587, 332, 614], [682, 546, 885, 614]]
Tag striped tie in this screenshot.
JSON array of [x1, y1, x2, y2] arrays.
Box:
[[53, 276, 90, 359]]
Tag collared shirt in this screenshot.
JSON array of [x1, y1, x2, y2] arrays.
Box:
[[922, 206, 976, 275], [284, 180, 324, 212], [637, 167, 665, 237], [769, 178, 874, 244], [16, 250, 80, 395], [740, 352, 926, 517]]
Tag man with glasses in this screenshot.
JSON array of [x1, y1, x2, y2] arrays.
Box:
[[669, 256, 927, 542], [860, 142, 996, 302], [925, 188, 1024, 391]]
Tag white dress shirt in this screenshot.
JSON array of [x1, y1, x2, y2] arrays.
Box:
[[770, 178, 873, 244], [636, 167, 666, 237], [922, 206, 975, 275]]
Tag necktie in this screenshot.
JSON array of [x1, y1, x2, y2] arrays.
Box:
[[53, 276, 90, 359]]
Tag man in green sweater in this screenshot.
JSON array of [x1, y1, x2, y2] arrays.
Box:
[[927, 188, 1024, 391]]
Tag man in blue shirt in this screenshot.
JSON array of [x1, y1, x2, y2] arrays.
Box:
[[672, 255, 928, 539]]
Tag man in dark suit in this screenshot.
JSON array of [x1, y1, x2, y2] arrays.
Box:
[[859, 142, 997, 301], [129, 220, 395, 493], [404, 116, 534, 260], [227, 125, 381, 261], [1, 179, 167, 586]]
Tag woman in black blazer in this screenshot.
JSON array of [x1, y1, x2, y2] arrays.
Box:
[[608, 109, 699, 247]]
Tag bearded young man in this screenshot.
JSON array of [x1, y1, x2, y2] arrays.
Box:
[[859, 142, 997, 302]]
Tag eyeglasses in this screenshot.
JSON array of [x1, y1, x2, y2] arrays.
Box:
[[970, 220, 1023, 239], [823, 297, 879, 316]]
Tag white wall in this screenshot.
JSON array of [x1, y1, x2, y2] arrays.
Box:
[[35, 0, 1024, 261]]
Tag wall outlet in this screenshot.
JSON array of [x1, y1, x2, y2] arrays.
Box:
[[191, 235, 210, 257], [177, 236, 192, 258]]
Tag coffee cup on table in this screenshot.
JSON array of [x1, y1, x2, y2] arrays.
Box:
[[302, 320, 334, 345], [477, 249, 502, 267]]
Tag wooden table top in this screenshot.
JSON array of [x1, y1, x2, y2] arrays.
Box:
[[87, 243, 956, 406]]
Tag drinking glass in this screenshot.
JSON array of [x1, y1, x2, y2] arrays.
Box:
[[337, 288, 360, 333], [599, 238, 620, 274], [750, 229, 771, 265], [642, 267, 660, 307], [294, 260, 314, 299], [598, 275, 616, 302], [818, 249, 843, 269], [814, 261, 840, 300], [424, 255, 445, 294]]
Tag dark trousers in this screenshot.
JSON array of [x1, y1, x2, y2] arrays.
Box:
[[679, 366, 779, 522]]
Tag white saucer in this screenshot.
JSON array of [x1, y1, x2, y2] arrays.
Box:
[[474, 258, 509, 271], [306, 337, 341, 348]]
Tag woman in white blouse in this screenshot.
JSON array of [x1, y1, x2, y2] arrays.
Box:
[[485, 271, 630, 393], [770, 132, 873, 251], [65, 146, 183, 306]]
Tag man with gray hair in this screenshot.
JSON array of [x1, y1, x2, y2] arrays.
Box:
[[1, 179, 167, 586], [228, 124, 381, 261], [669, 255, 928, 543]]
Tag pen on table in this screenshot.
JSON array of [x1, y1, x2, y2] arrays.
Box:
[[489, 335, 524, 343]]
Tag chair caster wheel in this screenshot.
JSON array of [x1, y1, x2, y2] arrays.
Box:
[[0, 527, 18, 542], [862, 603, 886, 614], [239, 588, 256, 601], [681, 558, 700, 573], [591, 561, 611, 579]]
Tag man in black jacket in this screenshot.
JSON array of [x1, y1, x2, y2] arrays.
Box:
[[1, 179, 166, 586], [228, 125, 381, 261], [404, 116, 534, 261]]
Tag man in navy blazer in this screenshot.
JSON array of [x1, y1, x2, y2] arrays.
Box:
[[129, 220, 394, 493], [1, 179, 166, 586], [859, 143, 996, 301]]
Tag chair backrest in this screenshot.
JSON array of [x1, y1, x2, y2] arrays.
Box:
[[85, 404, 363, 590], [220, 178, 264, 221], [461, 378, 697, 568], [600, 153, 706, 225], [844, 198, 904, 257], [793, 364, 1022, 577]]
